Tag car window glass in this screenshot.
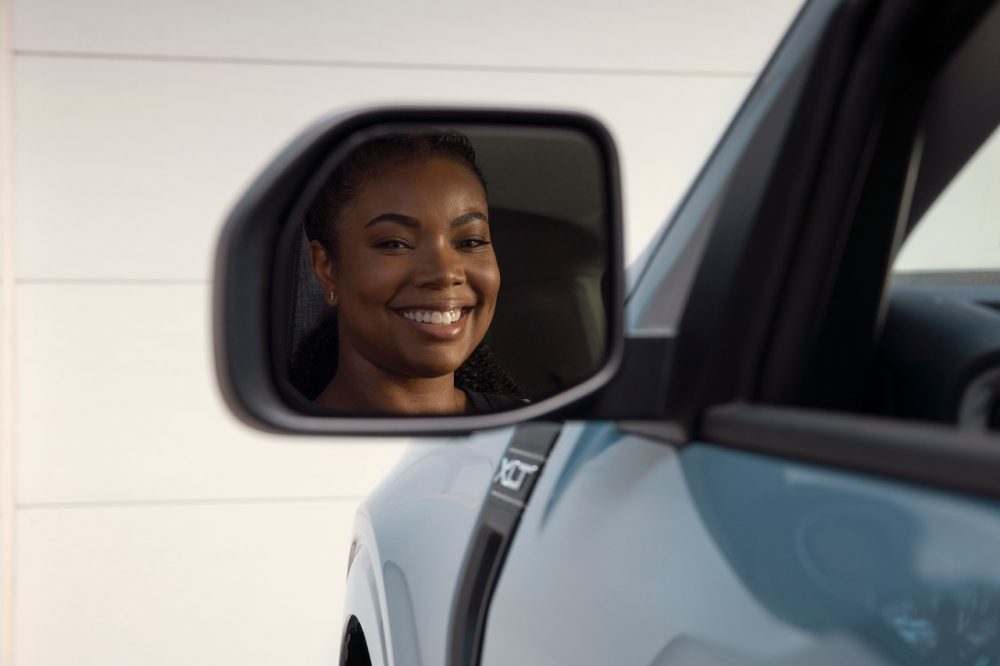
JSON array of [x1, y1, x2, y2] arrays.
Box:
[[893, 120, 1000, 276]]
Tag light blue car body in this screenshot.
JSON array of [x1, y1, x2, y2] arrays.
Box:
[[348, 414, 1000, 665]]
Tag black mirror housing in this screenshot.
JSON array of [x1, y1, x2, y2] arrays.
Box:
[[213, 107, 624, 435]]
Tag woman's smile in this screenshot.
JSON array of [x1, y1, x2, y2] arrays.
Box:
[[396, 306, 469, 337], [399, 308, 464, 325]]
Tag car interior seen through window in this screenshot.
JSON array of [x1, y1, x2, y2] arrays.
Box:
[[875, 88, 1000, 429]]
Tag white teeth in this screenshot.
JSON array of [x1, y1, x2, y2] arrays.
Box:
[[402, 309, 462, 325]]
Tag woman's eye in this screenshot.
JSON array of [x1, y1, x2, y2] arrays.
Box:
[[374, 238, 412, 250], [458, 238, 491, 250]]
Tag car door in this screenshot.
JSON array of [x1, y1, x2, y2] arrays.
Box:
[[475, 0, 1000, 664]]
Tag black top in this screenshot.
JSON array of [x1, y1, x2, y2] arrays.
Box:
[[464, 389, 530, 414]]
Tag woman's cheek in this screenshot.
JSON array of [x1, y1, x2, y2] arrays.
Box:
[[472, 250, 500, 288], [352, 259, 402, 297], [483, 264, 502, 307]]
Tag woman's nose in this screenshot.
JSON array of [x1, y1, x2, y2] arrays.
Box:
[[416, 241, 466, 288]]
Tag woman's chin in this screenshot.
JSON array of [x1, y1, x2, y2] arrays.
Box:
[[399, 354, 467, 380], [407, 365, 463, 380]]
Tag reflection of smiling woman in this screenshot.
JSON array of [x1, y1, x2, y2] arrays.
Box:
[[302, 133, 523, 414]]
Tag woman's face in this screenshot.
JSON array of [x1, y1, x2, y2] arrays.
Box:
[[317, 156, 500, 381]]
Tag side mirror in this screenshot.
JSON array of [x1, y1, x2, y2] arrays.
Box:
[[213, 107, 624, 435]]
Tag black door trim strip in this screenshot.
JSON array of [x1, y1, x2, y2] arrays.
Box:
[[447, 422, 563, 666]]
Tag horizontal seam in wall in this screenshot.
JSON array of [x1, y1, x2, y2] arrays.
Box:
[[17, 495, 366, 510], [13, 49, 757, 79], [16, 278, 210, 285]]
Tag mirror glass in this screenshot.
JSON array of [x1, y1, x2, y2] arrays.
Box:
[[272, 123, 612, 416]]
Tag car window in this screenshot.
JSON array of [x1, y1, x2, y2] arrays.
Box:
[[859, 2, 1000, 430], [893, 124, 1000, 277]]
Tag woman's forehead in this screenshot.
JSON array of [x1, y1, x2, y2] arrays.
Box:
[[349, 158, 488, 216]]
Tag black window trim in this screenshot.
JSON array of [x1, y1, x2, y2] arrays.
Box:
[[621, 401, 1000, 501], [700, 403, 1000, 501]]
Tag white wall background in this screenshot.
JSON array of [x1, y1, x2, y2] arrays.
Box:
[[0, 1, 802, 664]]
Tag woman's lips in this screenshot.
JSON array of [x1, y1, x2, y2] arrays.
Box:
[[395, 307, 471, 339]]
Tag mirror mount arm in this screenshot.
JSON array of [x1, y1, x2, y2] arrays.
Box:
[[552, 333, 689, 435]]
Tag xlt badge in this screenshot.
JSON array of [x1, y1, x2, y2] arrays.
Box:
[[493, 456, 540, 492]]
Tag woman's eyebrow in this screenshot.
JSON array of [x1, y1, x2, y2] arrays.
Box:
[[452, 212, 488, 227], [364, 213, 420, 228]]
